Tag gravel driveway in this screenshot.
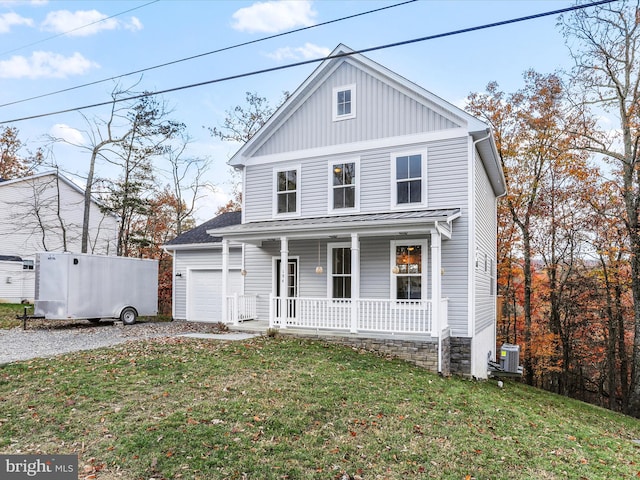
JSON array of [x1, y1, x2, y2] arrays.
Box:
[[0, 320, 254, 364]]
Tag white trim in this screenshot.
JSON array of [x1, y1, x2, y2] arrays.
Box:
[[332, 83, 356, 121], [389, 239, 428, 300], [272, 164, 301, 218], [328, 157, 360, 214], [390, 148, 428, 210], [467, 136, 476, 337], [327, 241, 351, 298], [271, 255, 300, 297], [235, 129, 468, 167]]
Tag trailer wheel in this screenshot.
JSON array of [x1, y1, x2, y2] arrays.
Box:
[[120, 307, 137, 325]]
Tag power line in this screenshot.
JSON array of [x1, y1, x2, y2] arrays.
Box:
[[0, 0, 617, 125], [0, 0, 160, 57], [0, 0, 417, 109]]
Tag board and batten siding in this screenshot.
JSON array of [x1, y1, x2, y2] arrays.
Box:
[[172, 247, 242, 320], [474, 152, 497, 334], [251, 62, 461, 157]]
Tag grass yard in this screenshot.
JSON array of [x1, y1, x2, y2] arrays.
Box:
[[1, 335, 639, 480], [0, 303, 30, 329]]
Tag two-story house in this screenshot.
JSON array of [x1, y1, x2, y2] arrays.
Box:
[[0, 170, 118, 302], [166, 45, 506, 378]]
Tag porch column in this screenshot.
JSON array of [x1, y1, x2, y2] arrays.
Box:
[[430, 231, 442, 336], [280, 236, 289, 329], [350, 232, 360, 333], [221, 239, 229, 324], [430, 230, 442, 372]]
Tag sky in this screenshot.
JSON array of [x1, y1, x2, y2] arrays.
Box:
[[0, 0, 583, 222]]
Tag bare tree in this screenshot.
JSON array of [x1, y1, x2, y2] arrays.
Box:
[[561, 0, 640, 416]]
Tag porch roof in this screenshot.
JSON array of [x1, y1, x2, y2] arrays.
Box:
[[208, 208, 461, 244]]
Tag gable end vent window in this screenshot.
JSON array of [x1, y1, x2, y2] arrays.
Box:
[[333, 84, 356, 121], [275, 168, 299, 215]]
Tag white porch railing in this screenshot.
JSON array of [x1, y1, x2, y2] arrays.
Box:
[[269, 296, 448, 336], [226, 294, 257, 324]]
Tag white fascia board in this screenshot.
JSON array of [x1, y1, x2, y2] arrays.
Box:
[[162, 242, 242, 251], [237, 129, 469, 167]]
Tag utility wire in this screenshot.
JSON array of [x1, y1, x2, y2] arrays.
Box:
[[0, 0, 160, 57], [0, 0, 417, 109], [0, 0, 617, 125]]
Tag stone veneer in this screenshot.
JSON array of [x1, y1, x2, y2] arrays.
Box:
[[276, 330, 471, 376]]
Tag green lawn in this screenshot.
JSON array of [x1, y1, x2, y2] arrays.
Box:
[[1, 335, 639, 479], [0, 303, 30, 329]]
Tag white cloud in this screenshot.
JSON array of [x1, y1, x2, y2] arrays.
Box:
[[0, 51, 99, 79], [41, 10, 142, 36], [0, 12, 33, 33], [125, 16, 143, 32], [49, 124, 85, 145], [266, 42, 330, 61], [232, 0, 316, 33]]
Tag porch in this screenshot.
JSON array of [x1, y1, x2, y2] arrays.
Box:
[[225, 294, 448, 338]]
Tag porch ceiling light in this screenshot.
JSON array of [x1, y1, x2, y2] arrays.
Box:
[[315, 265, 324, 274]]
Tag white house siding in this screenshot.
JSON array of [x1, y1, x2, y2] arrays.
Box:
[[244, 136, 470, 223], [251, 62, 460, 157], [428, 137, 470, 337], [0, 261, 33, 303], [474, 152, 497, 335], [172, 247, 242, 320], [0, 173, 117, 258]]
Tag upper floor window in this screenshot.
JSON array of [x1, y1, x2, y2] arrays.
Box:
[[331, 161, 358, 211], [333, 84, 356, 121], [393, 151, 425, 208], [274, 167, 300, 216]]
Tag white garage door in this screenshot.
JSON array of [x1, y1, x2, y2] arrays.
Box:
[[188, 269, 242, 322]]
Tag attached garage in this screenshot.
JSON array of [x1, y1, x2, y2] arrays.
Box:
[[163, 212, 245, 322], [188, 268, 243, 322]]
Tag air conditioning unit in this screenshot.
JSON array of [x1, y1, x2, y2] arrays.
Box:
[[500, 343, 521, 374]]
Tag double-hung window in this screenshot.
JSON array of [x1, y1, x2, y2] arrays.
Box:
[[393, 152, 425, 207], [391, 241, 426, 300], [274, 167, 300, 215], [331, 161, 357, 211], [330, 244, 351, 299], [333, 84, 356, 121]]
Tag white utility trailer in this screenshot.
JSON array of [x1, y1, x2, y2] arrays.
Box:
[[34, 252, 158, 325]]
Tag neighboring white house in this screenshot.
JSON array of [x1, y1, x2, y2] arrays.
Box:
[[166, 44, 506, 378], [0, 170, 118, 302]]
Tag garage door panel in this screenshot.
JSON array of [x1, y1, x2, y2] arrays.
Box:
[[188, 269, 241, 322]]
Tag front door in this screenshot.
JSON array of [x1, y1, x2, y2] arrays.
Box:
[[275, 259, 298, 318]]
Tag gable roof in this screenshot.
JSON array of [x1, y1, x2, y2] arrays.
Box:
[[0, 170, 118, 217], [164, 211, 242, 249], [228, 44, 505, 197]]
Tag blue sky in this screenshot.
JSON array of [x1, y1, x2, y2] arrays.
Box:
[[0, 0, 576, 221]]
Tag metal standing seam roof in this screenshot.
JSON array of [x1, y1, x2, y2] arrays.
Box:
[[208, 208, 461, 238]]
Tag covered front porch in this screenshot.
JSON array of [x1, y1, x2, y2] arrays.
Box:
[[215, 209, 460, 340]]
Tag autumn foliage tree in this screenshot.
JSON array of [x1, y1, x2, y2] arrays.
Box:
[[0, 126, 42, 179]]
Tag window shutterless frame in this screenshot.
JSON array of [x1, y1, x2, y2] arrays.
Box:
[[272, 165, 301, 217], [390, 149, 427, 209], [332, 84, 356, 121], [328, 157, 360, 213]]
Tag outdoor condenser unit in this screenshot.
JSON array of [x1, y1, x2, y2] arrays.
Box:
[[500, 343, 521, 374]]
